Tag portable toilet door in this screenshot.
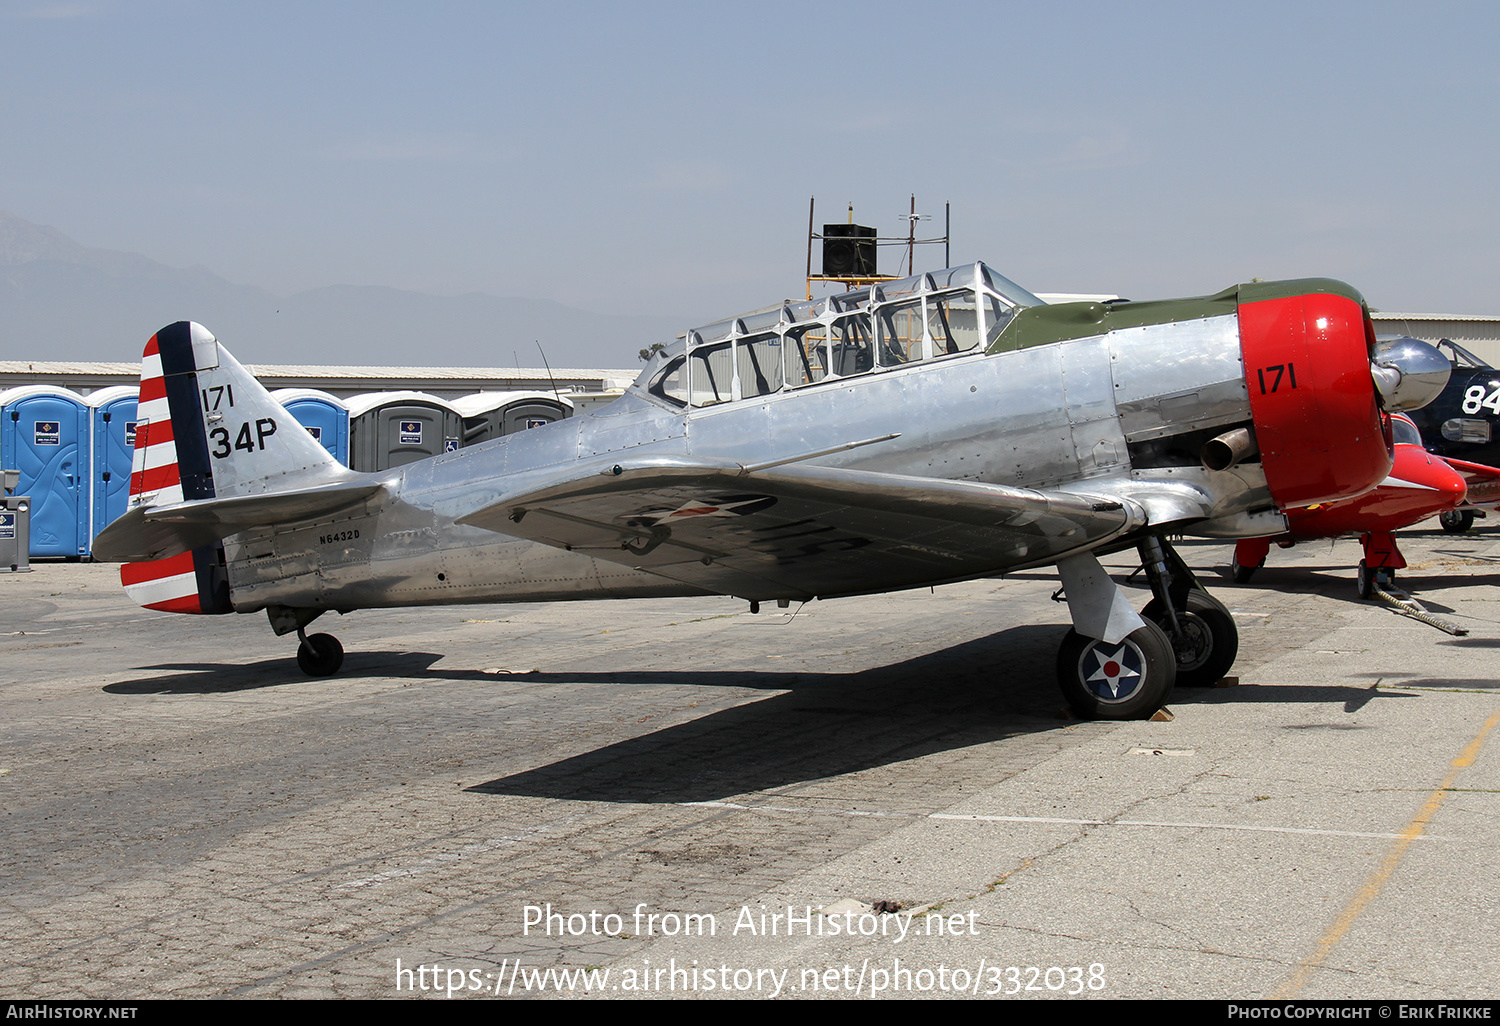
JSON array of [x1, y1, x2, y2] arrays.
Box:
[[452, 391, 573, 446], [86, 386, 140, 549], [345, 392, 462, 472], [499, 395, 573, 436], [270, 388, 350, 465], [0, 386, 90, 558]]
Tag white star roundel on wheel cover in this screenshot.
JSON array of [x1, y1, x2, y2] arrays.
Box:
[[1083, 639, 1146, 702]]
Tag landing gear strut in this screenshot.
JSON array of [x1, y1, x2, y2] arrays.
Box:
[[1052, 537, 1238, 720], [1357, 532, 1404, 600]]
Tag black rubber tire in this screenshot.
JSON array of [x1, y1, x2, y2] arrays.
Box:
[[1440, 509, 1475, 534], [1056, 620, 1176, 720], [1231, 559, 1259, 584], [296, 633, 344, 676], [1355, 561, 1395, 599], [1142, 591, 1240, 688]]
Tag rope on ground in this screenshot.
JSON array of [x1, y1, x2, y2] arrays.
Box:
[[1370, 583, 1469, 636]]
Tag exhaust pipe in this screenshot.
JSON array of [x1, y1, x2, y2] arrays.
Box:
[[1202, 426, 1257, 472]]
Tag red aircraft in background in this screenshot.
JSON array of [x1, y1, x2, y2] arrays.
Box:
[[1231, 414, 1496, 597], [1438, 455, 1500, 532]]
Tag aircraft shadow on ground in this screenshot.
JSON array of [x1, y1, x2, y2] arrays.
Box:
[[103, 650, 461, 693], [1438, 636, 1500, 650], [102, 626, 1427, 803], [1346, 666, 1500, 691], [460, 633, 1415, 804], [103, 647, 869, 695], [465, 625, 1078, 803], [1213, 564, 1500, 605], [1208, 681, 1424, 714]]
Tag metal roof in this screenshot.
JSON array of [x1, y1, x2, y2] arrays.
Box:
[[0, 360, 640, 398], [1371, 312, 1500, 323], [0, 360, 634, 378]]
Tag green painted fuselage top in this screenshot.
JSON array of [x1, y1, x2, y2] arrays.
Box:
[[989, 278, 1369, 355]]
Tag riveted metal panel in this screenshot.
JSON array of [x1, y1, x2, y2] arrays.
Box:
[[1109, 315, 1249, 442]]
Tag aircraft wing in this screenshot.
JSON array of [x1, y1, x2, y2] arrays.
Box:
[[1441, 455, 1500, 505], [92, 482, 386, 562], [457, 456, 1143, 601]]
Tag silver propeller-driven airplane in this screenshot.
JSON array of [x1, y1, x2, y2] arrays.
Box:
[[93, 262, 1449, 719]]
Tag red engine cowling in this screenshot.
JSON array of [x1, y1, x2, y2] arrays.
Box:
[[1237, 280, 1391, 510]]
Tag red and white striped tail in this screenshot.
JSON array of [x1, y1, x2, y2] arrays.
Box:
[[129, 330, 189, 508], [107, 320, 340, 615], [119, 323, 229, 615], [121, 551, 204, 614]]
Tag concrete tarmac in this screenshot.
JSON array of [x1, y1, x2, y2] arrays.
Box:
[[1, 529, 1497, 1000]]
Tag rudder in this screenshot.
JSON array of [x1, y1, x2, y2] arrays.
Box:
[[130, 321, 343, 508], [121, 321, 348, 614]]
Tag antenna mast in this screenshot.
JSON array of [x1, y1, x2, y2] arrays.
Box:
[[804, 194, 950, 300]]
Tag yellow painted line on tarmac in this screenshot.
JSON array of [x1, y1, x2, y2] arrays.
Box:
[[1274, 709, 1500, 999]]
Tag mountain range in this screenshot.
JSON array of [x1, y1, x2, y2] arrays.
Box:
[[0, 212, 684, 369]]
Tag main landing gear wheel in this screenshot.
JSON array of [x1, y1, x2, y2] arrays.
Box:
[[1440, 509, 1475, 534], [1356, 560, 1394, 600], [296, 632, 344, 676], [1230, 558, 1262, 585], [1056, 621, 1176, 720], [1142, 591, 1239, 688]]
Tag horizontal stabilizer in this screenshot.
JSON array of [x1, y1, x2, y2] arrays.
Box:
[[93, 481, 385, 562]]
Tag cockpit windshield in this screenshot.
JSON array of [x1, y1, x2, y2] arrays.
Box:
[[1391, 415, 1423, 447], [634, 262, 1040, 407], [1437, 339, 1493, 370]]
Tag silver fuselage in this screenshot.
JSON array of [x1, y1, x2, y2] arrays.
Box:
[[223, 310, 1261, 615]]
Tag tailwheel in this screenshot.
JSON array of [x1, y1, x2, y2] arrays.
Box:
[[1056, 621, 1176, 720], [1142, 591, 1239, 688], [296, 632, 344, 676], [1440, 509, 1474, 534]]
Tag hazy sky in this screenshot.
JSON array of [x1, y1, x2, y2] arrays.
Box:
[[4, 0, 1500, 325]]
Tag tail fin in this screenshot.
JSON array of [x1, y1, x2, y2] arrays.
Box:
[[103, 322, 372, 613], [131, 320, 345, 507]]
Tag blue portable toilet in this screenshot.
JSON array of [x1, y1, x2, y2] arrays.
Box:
[[0, 386, 90, 558], [271, 388, 350, 465], [86, 386, 140, 548]]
